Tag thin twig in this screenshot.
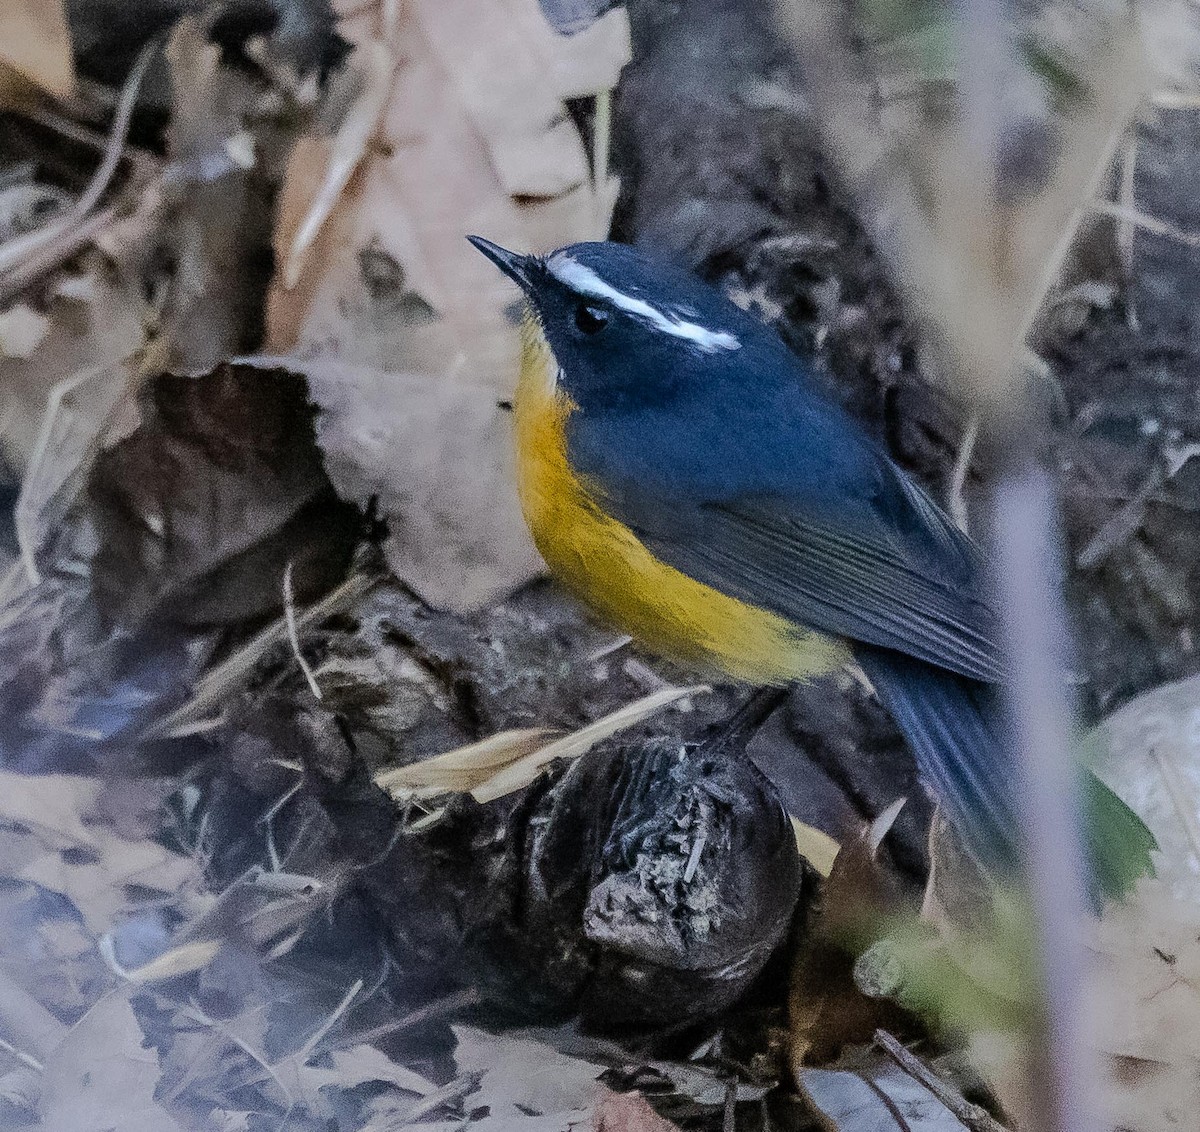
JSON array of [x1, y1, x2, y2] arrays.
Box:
[[723, 1078, 737, 1132], [283, 562, 323, 699], [1075, 463, 1164, 570], [594, 88, 613, 186], [585, 633, 633, 663], [1090, 199, 1200, 249], [0, 1035, 43, 1074], [873, 1031, 1009, 1132], [182, 999, 291, 1105], [948, 414, 980, 534], [398, 1072, 483, 1124], [1116, 137, 1140, 274], [13, 365, 106, 583], [296, 979, 363, 1063], [0, 40, 157, 279], [1150, 88, 1200, 108], [0, 204, 121, 305], [1016, 114, 1134, 349], [344, 987, 480, 1050]]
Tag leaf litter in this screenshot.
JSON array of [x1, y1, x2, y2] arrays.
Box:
[[0, 0, 1195, 1130]]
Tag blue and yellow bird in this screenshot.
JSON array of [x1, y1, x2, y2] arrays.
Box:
[[468, 235, 1153, 899]]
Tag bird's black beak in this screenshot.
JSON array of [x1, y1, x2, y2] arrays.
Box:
[[467, 235, 533, 290]]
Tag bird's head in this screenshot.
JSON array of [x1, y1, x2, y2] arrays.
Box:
[[468, 237, 778, 412]]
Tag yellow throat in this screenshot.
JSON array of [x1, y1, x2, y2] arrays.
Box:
[[511, 313, 848, 684]]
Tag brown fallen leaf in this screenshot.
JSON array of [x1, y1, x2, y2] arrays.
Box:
[[82, 363, 360, 628], [259, 355, 541, 612], [0, 0, 74, 102], [268, 0, 628, 383], [790, 803, 917, 1067], [263, 0, 631, 611]]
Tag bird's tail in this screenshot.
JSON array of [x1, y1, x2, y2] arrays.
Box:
[[853, 646, 1155, 903]]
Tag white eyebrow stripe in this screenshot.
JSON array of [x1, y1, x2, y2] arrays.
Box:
[[547, 256, 741, 353]]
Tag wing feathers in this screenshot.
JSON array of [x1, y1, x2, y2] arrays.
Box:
[[634, 497, 1004, 682]]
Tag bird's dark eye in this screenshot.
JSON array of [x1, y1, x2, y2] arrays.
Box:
[[573, 303, 609, 335]]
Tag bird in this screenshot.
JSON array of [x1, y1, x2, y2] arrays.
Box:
[[467, 234, 1154, 900]]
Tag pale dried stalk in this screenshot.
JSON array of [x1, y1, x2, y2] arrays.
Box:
[[374, 728, 552, 797], [1091, 198, 1200, 248], [13, 365, 109, 584], [472, 683, 707, 802], [377, 684, 708, 805], [283, 561, 323, 699], [280, 38, 396, 289]]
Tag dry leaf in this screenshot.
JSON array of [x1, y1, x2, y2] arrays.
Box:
[[797, 1058, 971, 1130], [0, 770, 197, 936], [0, 303, 48, 358], [159, 21, 255, 368], [262, 0, 631, 611], [256, 355, 541, 612], [0, 271, 145, 482], [1084, 877, 1200, 1132], [288, 1042, 439, 1098], [268, 0, 628, 384], [83, 364, 359, 628], [40, 992, 184, 1132], [451, 1025, 602, 1118], [790, 804, 915, 1066], [1088, 674, 1200, 898], [0, 0, 74, 101], [281, 39, 397, 289], [792, 816, 841, 878], [594, 1088, 683, 1132]]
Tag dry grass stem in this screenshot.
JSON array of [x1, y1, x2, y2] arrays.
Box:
[[471, 683, 708, 802], [376, 683, 708, 806], [283, 561, 323, 700], [874, 1030, 1010, 1132], [948, 414, 980, 533], [1091, 198, 1200, 247]]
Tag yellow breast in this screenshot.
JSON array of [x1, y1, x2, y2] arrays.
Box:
[[512, 315, 848, 684]]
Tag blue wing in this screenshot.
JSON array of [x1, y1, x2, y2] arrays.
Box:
[[567, 382, 1003, 682]]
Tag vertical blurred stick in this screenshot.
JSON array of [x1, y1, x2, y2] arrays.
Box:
[[770, 0, 1190, 1127], [992, 459, 1095, 1132], [949, 0, 1098, 1122]]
